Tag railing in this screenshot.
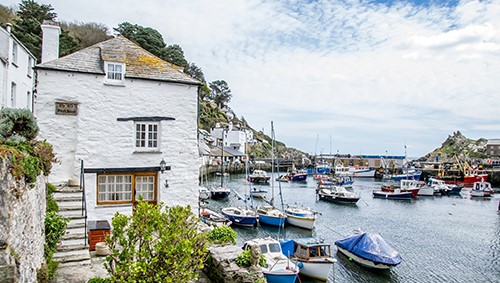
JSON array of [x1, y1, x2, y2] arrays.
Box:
[[80, 160, 87, 246]]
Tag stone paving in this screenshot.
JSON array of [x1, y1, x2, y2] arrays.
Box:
[[53, 252, 211, 283]]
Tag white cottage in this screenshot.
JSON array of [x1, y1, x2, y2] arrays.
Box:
[[35, 25, 201, 222], [0, 23, 36, 111]]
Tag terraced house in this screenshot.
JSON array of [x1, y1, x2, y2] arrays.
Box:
[[35, 22, 202, 226]]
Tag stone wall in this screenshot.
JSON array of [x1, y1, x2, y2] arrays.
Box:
[[0, 158, 46, 283], [204, 245, 265, 283]]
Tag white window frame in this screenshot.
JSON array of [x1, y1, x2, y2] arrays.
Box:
[[97, 172, 157, 205], [10, 82, 16, 107], [12, 41, 18, 65], [134, 122, 160, 151], [27, 57, 33, 77], [104, 61, 125, 84]]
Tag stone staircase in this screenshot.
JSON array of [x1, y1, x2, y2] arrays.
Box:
[[52, 185, 91, 267]]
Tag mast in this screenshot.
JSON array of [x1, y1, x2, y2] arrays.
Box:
[[221, 128, 224, 188], [271, 121, 275, 207]]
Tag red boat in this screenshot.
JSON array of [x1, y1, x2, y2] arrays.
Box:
[[380, 179, 421, 199]]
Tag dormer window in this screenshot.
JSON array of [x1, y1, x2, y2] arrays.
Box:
[[104, 62, 125, 84]]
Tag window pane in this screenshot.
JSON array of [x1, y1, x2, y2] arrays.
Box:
[[97, 174, 132, 203]]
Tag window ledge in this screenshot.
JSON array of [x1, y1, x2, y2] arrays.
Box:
[[96, 203, 133, 208], [104, 80, 125, 86], [133, 150, 162, 154]]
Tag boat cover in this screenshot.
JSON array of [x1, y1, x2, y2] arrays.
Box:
[[334, 233, 402, 266], [280, 240, 295, 258]]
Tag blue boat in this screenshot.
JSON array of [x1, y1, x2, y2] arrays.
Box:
[[386, 170, 422, 182], [244, 237, 300, 283], [285, 169, 308, 182], [256, 206, 287, 227], [335, 231, 402, 270], [221, 207, 258, 227]]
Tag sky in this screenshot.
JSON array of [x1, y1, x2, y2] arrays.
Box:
[[4, 0, 500, 158]]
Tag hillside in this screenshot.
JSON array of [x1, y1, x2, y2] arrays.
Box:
[[418, 131, 488, 162]]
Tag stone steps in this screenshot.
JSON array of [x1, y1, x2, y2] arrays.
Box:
[[54, 185, 91, 267]]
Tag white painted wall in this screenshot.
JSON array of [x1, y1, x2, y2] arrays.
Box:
[[0, 26, 35, 111], [36, 70, 200, 222]]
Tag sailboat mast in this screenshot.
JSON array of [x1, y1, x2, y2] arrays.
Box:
[[271, 121, 275, 207], [221, 129, 224, 187]]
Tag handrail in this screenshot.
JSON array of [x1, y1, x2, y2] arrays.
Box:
[[80, 160, 87, 246]]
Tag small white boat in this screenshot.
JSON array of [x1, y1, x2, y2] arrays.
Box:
[[348, 166, 375, 178], [471, 181, 493, 197], [248, 169, 271, 184], [199, 186, 210, 200], [251, 187, 268, 198], [417, 185, 436, 196], [200, 208, 231, 227], [317, 186, 360, 204], [210, 186, 231, 199], [285, 204, 318, 230], [281, 238, 337, 281], [244, 237, 300, 283]]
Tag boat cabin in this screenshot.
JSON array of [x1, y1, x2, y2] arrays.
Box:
[[473, 181, 492, 191], [244, 237, 283, 256], [293, 238, 332, 259]]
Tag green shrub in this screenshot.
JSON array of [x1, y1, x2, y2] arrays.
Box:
[[235, 249, 266, 267], [207, 225, 236, 245], [44, 211, 69, 258], [105, 201, 208, 282], [46, 183, 59, 212], [87, 278, 111, 283]]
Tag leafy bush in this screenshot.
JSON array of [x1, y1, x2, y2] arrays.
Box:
[[46, 183, 59, 212], [105, 202, 208, 282], [44, 211, 68, 280], [87, 278, 111, 283], [207, 225, 236, 245], [0, 108, 39, 142], [235, 249, 266, 267]]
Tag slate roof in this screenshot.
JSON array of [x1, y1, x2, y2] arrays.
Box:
[[36, 35, 200, 85]]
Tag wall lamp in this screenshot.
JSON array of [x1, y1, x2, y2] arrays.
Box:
[[159, 158, 167, 174]]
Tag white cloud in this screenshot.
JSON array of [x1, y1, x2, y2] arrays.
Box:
[[4, 0, 499, 156]]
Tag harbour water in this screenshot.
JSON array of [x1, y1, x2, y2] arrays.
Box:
[[204, 174, 500, 283]]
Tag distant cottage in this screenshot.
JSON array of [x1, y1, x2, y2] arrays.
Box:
[[35, 22, 202, 222], [0, 23, 36, 110]]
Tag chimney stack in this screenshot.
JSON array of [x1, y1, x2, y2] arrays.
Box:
[[5, 23, 12, 33], [41, 20, 61, 63]]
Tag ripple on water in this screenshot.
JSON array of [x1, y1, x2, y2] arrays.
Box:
[[206, 175, 500, 283]]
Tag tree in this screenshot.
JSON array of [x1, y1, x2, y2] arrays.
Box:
[[162, 44, 188, 69], [209, 80, 232, 108], [186, 63, 205, 82], [11, 0, 78, 61], [105, 202, 208, 283], [61, 21, 112, 48], [0, 4, 17, 26], [114, 22, 166, 57]]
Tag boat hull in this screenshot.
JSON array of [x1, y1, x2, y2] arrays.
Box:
[[417, 187, 435, 196], [258, 214, 286, 227], [389, 171, 422, 181], [263, 271, 298, 283], [286, 214, 315, 230], [290, 174, 307, 181], [249, 176, 270, 184], [350, 168, 376, 178], [297, 259, 335, 281], [373, 190, 413, 200], [318, 192, 360, 204], [210, 191, 230, 199], [337, 247, 393, 270]]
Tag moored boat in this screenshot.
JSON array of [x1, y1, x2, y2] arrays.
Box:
[[221, 207, 258, 227], [200, 207, 231, 227], [199, 186, 210, 200], [335, 230, 402, 270], [248, 169, 271, 184], [380, 179, 420, 199], [470, 181, 493, 197], [281, 238, 337, 281], [373, 189, 413, 200], [349, 166, 376, 178], [317, 186, 360, 204], [210, 186, 231, 199], [256, 206, 287, 227], [285, 169, 308, 182], [243, 237, 300, 283], [285, 204, 318, 230], [251, 187, 268, 198]]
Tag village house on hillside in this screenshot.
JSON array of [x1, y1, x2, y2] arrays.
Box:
[[35, 21, 202, 223], [0, 23, 36, 111]]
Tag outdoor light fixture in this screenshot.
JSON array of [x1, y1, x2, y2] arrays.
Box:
[[159, 158, 167, 173]]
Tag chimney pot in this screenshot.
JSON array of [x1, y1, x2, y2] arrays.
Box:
[[5, 23, 12, 33]]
